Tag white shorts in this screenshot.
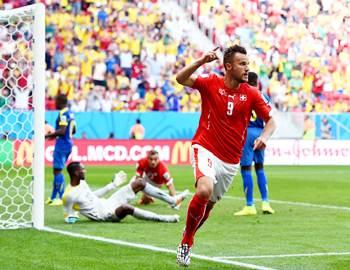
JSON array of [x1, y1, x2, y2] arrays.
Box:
[[191, 144, 239, 202], [102, 184, 136, 221]]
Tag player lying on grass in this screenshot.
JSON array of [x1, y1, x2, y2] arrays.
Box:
[[135, 150, 187, 208], [63, 162, 189, 224]]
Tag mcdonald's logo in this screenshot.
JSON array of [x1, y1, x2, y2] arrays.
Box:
[[15, 140, 33, 167], [171, 141, 191, 165]]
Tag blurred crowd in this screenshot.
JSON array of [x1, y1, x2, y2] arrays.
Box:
[[42, 0, 207, 112], [1, 0, 350, 112], [2, 0, 207, 112], [188, 0, 350, 112]]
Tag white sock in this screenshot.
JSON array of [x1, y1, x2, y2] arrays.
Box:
[[143, 183, 175, 205], [133, 208, 163, 222], [133, 208, 178, 223]]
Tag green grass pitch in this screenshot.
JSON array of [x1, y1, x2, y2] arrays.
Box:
[[1, 165, 350, 269]]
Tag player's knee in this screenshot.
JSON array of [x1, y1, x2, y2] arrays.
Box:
[[115, 204, 134, 219], [196, 180, 213, 200], [254, 163, 264, 171], [241, 165, 252, 172], [130, 178, 146, 193]]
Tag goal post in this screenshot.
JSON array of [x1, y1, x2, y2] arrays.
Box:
[[0, 4, 45, 229], [32, 3, 45, 230]]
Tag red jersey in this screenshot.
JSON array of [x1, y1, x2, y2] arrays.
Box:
[[136, 157, 173, 186], [192, 73, 272, 164]]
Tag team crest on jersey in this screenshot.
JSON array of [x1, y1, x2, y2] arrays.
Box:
[[219, 88, 227, 96], [240, 94, 247, 101]]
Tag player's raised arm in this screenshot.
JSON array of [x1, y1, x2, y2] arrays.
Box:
[[176, 47, 220, 88]]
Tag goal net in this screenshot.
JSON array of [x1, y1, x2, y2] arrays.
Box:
[[0, 4, 45, 229]]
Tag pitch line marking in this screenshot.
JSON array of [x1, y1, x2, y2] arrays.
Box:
[[221, 194, 350, 211], [43, 226, 276, 270], [215, 252, 350, 260], [186, 192, 350, 211]]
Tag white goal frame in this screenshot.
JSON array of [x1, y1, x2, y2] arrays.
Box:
[[0, 4, 45, 229]]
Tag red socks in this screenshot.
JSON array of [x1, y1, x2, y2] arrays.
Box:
[[181, 194, 208, 247], [195, 205, 212, 233]]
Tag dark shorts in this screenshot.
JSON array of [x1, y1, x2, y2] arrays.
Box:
[[240, 127, 265, 166], [53, 147, 72, 170]]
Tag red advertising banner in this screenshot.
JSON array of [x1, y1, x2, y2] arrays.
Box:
[[42, 140, 192, 166], [11, 139, 350, 166]]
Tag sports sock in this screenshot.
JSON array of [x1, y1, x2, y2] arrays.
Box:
[[50, 183, 58, 201], [241, 170, 254, 206], [143, 183, 175, 205], [51, 173, 64, 200], [195, 204, 213, 233], [58, 179, 65, 199], [182, 194, 208, 247], [133, 208, 175, 222], [256, 169, 268, 202]]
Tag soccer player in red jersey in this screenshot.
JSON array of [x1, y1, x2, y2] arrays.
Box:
[[175, 45, 276, 266], [136, 150, 189, 207]]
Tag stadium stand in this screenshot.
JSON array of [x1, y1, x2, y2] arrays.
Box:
[[183, 0, 350, 112], [1, 0, 350, 112], [43, 0, 209, 112]]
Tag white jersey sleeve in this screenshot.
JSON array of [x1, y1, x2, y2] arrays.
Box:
[[63, 185, 78, 221], [62, 181, 108, 221]]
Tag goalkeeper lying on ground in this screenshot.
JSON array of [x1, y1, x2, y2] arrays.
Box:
[[63, 162, 189, 224]]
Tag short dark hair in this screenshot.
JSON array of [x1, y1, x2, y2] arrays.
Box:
[[248, 72, 258, 87], [56, 94, 68, 106], [67, 162, 81, 177], [223, 45, 247, 69], [136, 118, 141, 124], [147, 149, 158, 157]]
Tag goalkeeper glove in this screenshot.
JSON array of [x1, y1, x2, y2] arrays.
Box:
[[112, 171, 127, 187], [65, 216, 78, 224]]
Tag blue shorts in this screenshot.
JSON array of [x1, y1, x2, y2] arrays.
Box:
[[240, 127, 265, 167], [53, 147, 72, 170]]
